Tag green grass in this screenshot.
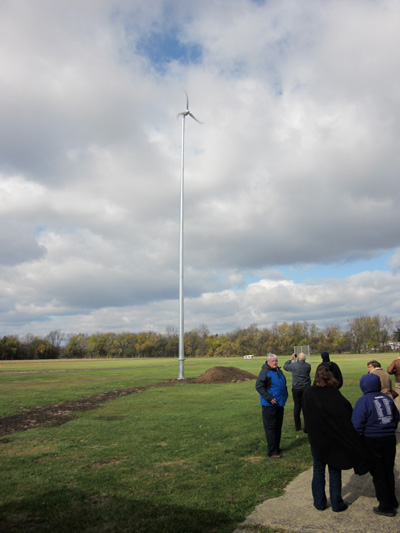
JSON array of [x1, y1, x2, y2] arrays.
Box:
[[0, 353, 397, 532], [0, 358, 240, 417]]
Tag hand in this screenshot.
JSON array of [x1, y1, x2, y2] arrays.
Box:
[[271, 398, 277, 405], [291, 353, 296, 361]]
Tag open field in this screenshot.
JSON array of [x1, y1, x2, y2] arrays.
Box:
[[0, 353, 398, 532]]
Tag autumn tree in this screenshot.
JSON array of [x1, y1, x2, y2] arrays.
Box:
[[164, 327, 178, 358], [204, 334, 233, 357], [370, 315, 393, 349], [63, 334, 89, 358], [135, 332, 164, 358], [117, 333, 138, 357], [0, 336, 21, 360], [347, 316, 374, 353]]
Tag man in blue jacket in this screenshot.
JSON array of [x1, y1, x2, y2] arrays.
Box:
[[352, 373, 400, 517], [256, 354, 288, 458]]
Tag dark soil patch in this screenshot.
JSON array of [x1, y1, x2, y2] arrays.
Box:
[[0, 366, 256, 438]]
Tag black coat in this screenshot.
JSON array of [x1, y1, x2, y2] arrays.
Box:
[[316, 361, 343, 388], [302, 386, 368, 473]]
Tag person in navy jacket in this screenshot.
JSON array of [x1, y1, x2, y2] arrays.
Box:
[[352, 373, 400, 517], [256, 354, 288, 458]]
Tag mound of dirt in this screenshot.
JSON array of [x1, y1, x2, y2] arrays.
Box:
[[189, 366, 257, 384]]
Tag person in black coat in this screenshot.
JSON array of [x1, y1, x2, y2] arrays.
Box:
[[302, 366, 368, 512], [316, 351, 343, 388]]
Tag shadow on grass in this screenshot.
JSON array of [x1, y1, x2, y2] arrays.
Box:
[[0, 488, 233, 533], [282, 432, 309, 453]]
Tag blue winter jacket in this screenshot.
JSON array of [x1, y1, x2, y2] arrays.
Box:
[[255, 362, 288, 407], [351, 373, 400, 437]]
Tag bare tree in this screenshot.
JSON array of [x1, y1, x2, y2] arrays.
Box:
[[45, 330, 66, 357]]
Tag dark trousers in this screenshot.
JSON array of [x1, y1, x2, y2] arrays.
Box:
[[311, 448, 345, 512], [261, 405, 284, 456], [365, 435, 398, 511], [292, 388, 305, 431]]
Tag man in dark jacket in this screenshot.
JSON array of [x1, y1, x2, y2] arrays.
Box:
[[256, 354, 288, 458], [317, 351, 343, 388], [352, 373, 399, 517], [283, 352, 311, 433]]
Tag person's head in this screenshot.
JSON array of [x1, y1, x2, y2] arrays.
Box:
[[360, 373, 381, 395], [313, 366, 339, 387], [266, 354, 278, 368], [298, 352, 306, 361], [320, 351, 330, 362], [367, 360, 381, 373]]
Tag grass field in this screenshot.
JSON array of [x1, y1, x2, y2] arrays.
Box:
[[0, 353, 397, 532]]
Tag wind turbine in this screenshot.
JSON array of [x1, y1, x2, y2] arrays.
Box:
[[177, 91, 202, 380]]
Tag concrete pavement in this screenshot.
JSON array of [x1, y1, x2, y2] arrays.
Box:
[[234, 435, 400, 533]]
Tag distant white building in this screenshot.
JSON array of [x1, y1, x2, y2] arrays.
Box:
[[386, 342, 400, 351], [243, 354, 254, 359]]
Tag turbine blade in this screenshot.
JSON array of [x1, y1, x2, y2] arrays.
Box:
[[184, 90, 189, 110], [188, 112, 203, 124]]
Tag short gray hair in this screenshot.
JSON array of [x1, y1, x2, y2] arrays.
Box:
[[267, 353, 278, 361]]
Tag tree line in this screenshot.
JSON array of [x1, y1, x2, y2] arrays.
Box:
[[1, 315, 399, 361]]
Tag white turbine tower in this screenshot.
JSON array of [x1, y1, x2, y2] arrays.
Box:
[[177, 91, 202, 380]]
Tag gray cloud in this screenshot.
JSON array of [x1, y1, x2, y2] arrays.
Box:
[[1, 0, 400, 337], [0, 221, 46, 266]]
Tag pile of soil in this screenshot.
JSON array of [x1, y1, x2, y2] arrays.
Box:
[[188, 366, 257, 384], [0, 366, 256, 438]]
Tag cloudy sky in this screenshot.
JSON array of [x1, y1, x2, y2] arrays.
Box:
[[1, 0, 400, 338]]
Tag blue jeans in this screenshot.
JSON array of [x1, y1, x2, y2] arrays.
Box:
[[311, 448, 346, 512]]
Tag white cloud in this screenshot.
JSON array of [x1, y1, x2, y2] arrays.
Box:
[[1, 0, 400, 337]]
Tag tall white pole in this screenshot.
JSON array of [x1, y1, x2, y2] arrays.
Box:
[[177, 93, 202, 380], [178, 113, 186, 380]]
